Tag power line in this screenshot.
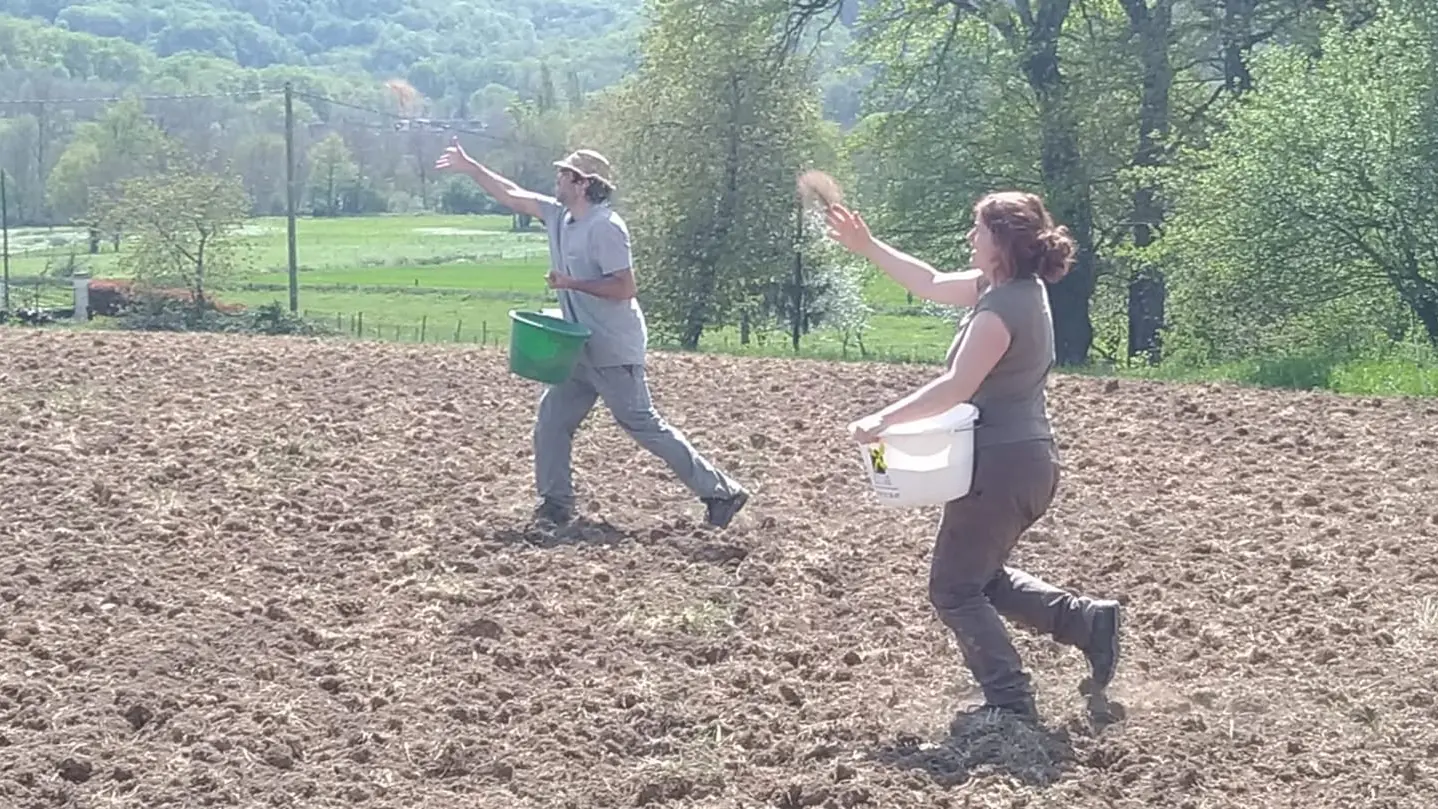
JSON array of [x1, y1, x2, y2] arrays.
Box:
[[0, 89, 271, 105], [294, 91, 572, 162], [294, 91, 503, 142], [0, 86, 556, 157]]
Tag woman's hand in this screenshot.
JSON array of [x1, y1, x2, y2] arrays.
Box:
[[825, 203, 874, 255], [848, 412, 887, 444]]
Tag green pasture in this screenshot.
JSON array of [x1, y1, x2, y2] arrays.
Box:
[[2, 210, 923, 350], [5, 212, 1435, 396], [3, 211, 910, 301], [1, 213, 545, 277]]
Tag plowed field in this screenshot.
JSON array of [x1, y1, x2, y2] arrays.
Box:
[[2, 328, 1436, 808]]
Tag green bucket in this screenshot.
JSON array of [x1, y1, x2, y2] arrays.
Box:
[[507, 309, 592, 385]]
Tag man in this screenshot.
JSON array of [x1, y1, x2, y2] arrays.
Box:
[[434, 137, 750, 529]]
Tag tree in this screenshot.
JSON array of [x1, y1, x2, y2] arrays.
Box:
[[307, 132, 358, 216], [94, 162, 252, 311], [1117, 0, 1362, 364], [233, 133, 287, 215], [1117, 0, 1174, 365], [46, 96, 175, 250], [1149, 1, 1438, 361], [789, 0, 1105, 365], [782, 204, 873, 354], [583, 0, 832, 350], [495, 96, 575, 231], [0, 115, 44, 225]]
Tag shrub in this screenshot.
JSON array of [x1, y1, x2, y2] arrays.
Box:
[[111, 293, 234, 332], [87, 279, 136, 317], [109, 294, 332, 338], [90, 278, 247, 322], [243, 302, 331, 336]]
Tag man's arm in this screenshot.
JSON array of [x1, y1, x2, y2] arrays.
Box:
[[460, 162, 551, 220], [559, 218, 638, 300], [436, 138, 554, 220], [561, 272, 637, 300]]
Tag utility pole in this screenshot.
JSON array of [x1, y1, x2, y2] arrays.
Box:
[[791, 198, 804, 352], [284, 82, 299, 313], [2, 170, 10, 313]]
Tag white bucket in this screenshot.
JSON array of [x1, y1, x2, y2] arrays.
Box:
[[540, 308, 563, 319], [854, 402, 979, 508]]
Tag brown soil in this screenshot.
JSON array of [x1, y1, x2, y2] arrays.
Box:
[[1, 328, 1436, 808]]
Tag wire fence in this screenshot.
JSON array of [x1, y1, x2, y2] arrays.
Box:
[[302, 309, 508, 346], [289, 306, 944, 366]]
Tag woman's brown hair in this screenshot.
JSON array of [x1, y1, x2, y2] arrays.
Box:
[[973, 191, 1076, 284]]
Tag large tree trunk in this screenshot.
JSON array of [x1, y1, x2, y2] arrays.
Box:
[[1123, 0, 1173, 364], [682, 73, 745, 350], [1222, 0, 1257, 93], [1019, 0, 1096, 367], [791, 202, 804, 351], [1392, 258, 1438, 347], [1414, 295, 1438, 348]]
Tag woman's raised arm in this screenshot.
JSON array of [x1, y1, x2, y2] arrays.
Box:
[[825, 203, 982, 309]]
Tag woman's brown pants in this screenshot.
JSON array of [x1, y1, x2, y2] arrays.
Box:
[[928, 438, 1106, 709]]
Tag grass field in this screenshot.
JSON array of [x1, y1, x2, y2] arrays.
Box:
[[4, 212, 1437, 394], [1, 212, 939, 358]]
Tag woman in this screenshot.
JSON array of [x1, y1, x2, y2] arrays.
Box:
[[826, 191, 1121, 720]]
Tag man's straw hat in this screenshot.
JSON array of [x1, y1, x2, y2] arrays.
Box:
[[553, 149, 616, 188]]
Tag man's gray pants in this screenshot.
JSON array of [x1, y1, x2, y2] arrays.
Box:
[[534, 362, 742, 509]]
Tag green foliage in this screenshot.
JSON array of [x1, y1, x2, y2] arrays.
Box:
[[47, 96, 174, 222], [791, 207, 873, 353], [838, 0, 1143, 365], [584, 0, 833, 349], [438, 174, 504, 215], [844, 10, 1038, 267], [110, 293, 238, 331], [0, 0, 642, 105], [8, 0, 1438, 398], [244, 300, 332, 335], [0, 4, 626, 224], [307, 132, 359, 216], [94, 161, 254, 307], [498, 95, 579, 228], [1149, 0, 1438, 364], [113, 295, 334, 335], [1090, 340, 1438, 397], [0, 15, 377, 96]]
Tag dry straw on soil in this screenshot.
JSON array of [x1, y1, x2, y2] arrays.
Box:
[[1, 328, 1437, 808]]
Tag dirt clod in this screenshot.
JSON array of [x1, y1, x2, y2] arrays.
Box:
[[459, 618, 503, 639], [57, 757, 92, 783], [122, 704, 153, 732]]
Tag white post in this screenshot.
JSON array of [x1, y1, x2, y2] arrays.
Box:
[[72, 271, 90, 323]]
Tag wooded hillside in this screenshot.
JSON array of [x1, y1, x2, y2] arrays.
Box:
[[0, 0, 642, 107]]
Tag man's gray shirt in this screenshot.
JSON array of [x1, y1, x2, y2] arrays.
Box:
[[535, 196, 648, 367]]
